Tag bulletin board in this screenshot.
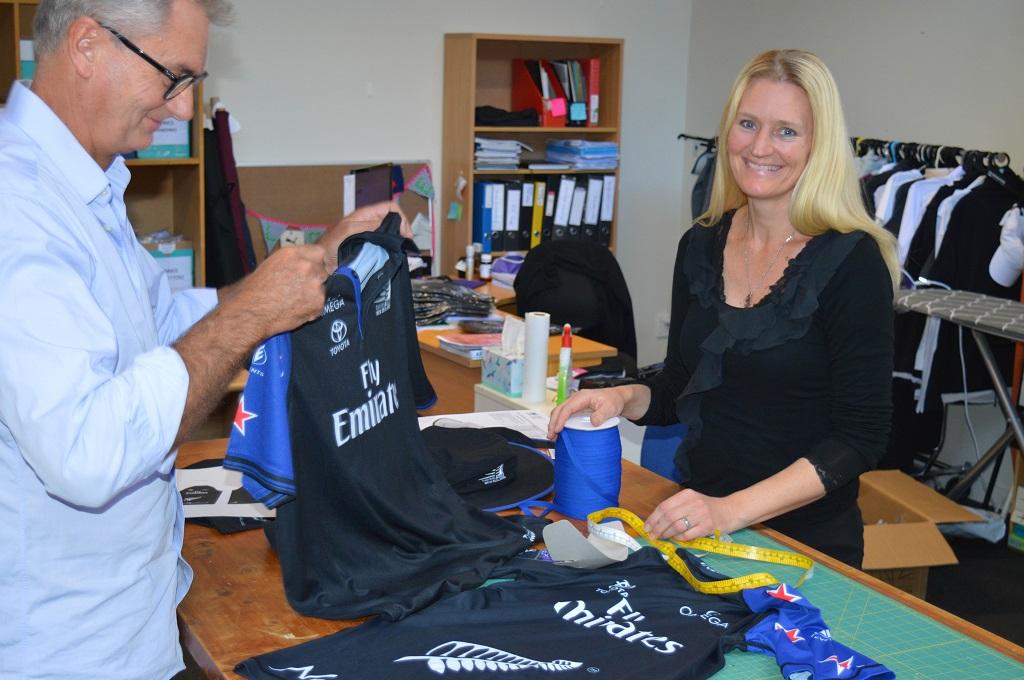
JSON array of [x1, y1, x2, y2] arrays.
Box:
[[236, 162, 435, 262]]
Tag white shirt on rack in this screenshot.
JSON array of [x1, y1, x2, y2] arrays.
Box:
[[896, 167, 964, 264], [874, 168, 923, 225]]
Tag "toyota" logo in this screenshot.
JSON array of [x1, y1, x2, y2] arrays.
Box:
[[330, 320, 348, 344]]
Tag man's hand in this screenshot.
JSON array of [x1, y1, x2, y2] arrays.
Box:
[[319, 200, 411, 270], [231, 244, 331, 338]]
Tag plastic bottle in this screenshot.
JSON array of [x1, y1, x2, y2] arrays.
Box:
[[465, 244, 475, 280], [479, 253, 492, 281]]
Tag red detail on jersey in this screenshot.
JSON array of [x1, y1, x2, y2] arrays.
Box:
[[821, 654, 854, 674], [765, 584, 802, 603], [773, 622, 804, 643], [233, 396, 258, 435]]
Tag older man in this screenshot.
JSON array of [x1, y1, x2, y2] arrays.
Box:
[[0, 1, 401, 677]]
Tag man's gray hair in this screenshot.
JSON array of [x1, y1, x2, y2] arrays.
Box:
[[33, 0, 232, 57]]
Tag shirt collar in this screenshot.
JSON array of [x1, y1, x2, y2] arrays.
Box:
[[4, 81, 128, 206]]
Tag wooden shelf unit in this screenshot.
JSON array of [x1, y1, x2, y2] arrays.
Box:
[[2, 0, 207, 285], [441, 33, 623, 273]]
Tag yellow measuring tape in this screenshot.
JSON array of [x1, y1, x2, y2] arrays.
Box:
[[587, 507, 814, 595]]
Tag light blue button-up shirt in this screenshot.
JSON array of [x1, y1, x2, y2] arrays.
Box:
[[0, 81, 218, 679]]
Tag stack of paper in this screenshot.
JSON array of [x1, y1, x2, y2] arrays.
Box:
[[545, 139, 619, 170], [436, 332, 503, 360], [475, 137, 533, 171]]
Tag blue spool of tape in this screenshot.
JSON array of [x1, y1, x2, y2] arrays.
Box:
[[554, 413, 622, 519]]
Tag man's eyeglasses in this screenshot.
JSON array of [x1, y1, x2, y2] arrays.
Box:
[[102, 25, 207, 100]]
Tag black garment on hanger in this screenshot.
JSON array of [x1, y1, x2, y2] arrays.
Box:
[[922, 181, 1020, 409], [691, 148, 716, 221], [880, 176, 922, 237], [214, 110, 257, 275], [860, 161, 915, 214], [902, 173, 979, 281], [203, 123, 248, 287], [987, 165, 1024, 203]]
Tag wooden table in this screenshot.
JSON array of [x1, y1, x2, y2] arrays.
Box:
[[417, 327, 615, 416], [175, 438, 1024, 678], [474, 280, 517, 308]]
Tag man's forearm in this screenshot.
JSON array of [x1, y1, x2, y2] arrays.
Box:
[[170, 244, 332, 447], [171, 302, 267, 447]]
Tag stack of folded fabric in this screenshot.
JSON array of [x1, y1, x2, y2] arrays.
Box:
[[411, 279, 495, 325], [474, 137, 532, 170], [545, 139, 619, 170]]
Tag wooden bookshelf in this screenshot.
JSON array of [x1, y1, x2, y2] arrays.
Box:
[[441, 33, 623, 273]]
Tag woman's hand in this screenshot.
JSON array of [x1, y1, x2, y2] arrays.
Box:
[[644, 488, 741, 541], [646, 458, 826, 542], [546, 384, 651, 440]]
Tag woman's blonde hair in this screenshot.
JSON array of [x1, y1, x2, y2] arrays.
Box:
[[698, 49, 899, 292]]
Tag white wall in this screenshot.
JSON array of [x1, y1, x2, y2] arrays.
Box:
[[685, 0, 1024, 209], [205, 0, 693, 366], [207, 1, 1024, 368]]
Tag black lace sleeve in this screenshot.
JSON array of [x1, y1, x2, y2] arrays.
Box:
[[805, 236, 894, 490]]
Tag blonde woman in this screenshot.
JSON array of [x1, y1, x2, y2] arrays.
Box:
[[549, 49, 898, 567]]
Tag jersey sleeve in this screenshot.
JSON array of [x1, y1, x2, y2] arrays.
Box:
[[403, 274, 436, 411], [742, 584, 894, 679], [223, 333, 295, 508]]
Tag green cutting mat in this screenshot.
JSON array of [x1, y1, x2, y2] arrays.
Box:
[[697, 529, 1024, 679]]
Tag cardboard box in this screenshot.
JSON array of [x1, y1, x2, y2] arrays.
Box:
[[19, 39, 36, 80], [859, 470, 982, 598], [481, 347, 524, 398], [137, 118, 190, 159], [145, 240, 194, 292]]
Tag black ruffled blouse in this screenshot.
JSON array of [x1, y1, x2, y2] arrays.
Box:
[[636, 211, 894, 566]]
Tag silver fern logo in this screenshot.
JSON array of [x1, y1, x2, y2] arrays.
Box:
[[267, 666, 337, 679], [395, 640, 583, 674]]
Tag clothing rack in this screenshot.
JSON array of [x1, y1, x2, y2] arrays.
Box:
[[851, 137, 1012, 173], [860, 133, 1024, 510], [678, 132, 717, 151], [854, 136, 1024, 207]]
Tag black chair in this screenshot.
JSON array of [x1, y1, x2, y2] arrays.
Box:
[[514, 240, 637, 376]]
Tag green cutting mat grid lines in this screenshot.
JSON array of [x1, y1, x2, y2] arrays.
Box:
[[694, 529, 1024, 679]]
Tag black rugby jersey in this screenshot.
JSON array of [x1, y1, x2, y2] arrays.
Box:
[[235, 548, 893, 680], [231, 218, 543, 621]]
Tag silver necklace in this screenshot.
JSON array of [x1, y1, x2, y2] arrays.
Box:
[[742, 210, 795, 308]]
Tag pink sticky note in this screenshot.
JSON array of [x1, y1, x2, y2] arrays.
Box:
[[549, 97, 567, 117]]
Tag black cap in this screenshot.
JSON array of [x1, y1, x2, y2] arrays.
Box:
[[422, 425, 554, 512]]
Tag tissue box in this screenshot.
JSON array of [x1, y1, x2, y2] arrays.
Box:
[[481, 347, 524, 397]]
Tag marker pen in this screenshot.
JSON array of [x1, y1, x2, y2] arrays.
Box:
[[555, 323, 573, 405]]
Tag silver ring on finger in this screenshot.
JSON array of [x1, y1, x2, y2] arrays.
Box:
[[680, 515, 692, 530]]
